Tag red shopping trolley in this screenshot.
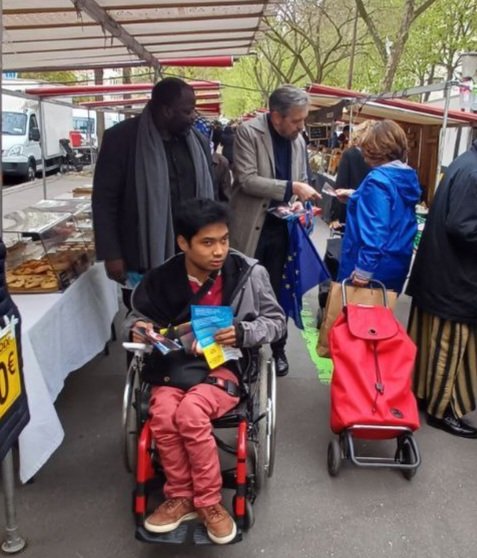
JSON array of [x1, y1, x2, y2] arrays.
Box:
[[327, 279, 421, 479]]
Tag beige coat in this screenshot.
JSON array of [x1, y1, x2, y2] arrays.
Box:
[[229, 113, 308, 256]]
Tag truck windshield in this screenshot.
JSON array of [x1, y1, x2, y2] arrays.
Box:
[[2, 112, 27, 135]]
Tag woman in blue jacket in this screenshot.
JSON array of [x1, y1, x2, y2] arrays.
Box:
[[337, 120, 421, 292]]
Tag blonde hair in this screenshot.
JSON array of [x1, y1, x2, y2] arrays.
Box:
[[358, 120, 408, 166]]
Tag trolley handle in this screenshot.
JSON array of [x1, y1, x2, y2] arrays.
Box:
[[341, 278, 388, 308]]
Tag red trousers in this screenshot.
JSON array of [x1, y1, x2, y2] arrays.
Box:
[[149, 368, 239, 508]]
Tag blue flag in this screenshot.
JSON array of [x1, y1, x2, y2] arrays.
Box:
[[279, 219, 330, 329]]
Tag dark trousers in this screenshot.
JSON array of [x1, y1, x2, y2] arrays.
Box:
[[254, 214, 288, 354]]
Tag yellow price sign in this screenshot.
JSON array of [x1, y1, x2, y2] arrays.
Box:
[[0, 331, 21, 419]]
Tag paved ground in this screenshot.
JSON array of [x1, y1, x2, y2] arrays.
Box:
[[1, 176, 477, 558]]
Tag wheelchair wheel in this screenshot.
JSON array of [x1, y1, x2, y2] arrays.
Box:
[[266, 357, 277, 478], [256, 355, 277, 488], [232, 495, 255, 531], [122, 358, 140, 472]]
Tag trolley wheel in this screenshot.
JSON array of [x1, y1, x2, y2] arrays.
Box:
[[397, 438, 417, 481], [122, 360, 140, 472], [327, 439, 341, 477], [316, 307, 324, 329]]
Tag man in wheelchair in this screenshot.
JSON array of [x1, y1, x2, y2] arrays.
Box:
[[127, 198, 286, 544]]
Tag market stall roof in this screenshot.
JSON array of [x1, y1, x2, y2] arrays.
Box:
[[307, 83, 477, 127], [3, 0, 277, 72], [24, 81, 221, 97], [22, 80, 223, 116]]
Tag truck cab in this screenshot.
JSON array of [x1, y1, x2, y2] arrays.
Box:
[[2, 107, 42, 180]]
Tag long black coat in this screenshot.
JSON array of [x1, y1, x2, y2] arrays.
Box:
[[0, 239, 29, 460], [407, 141, 477, 324], [92, 117, 215, 273]]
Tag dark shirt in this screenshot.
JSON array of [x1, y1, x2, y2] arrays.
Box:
[[267, 115, 293, 204], [331, 146, 370, 223], [163, 135, 196, 217]]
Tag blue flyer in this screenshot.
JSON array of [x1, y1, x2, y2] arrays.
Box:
[[191, 305, 241, 368]]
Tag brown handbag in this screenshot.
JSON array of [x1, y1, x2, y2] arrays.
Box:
[[316, 281, 397, 358]]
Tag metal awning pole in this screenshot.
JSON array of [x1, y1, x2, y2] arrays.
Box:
[[1, 451, 26, 553], [435, 81, 452, 191], [1, 3, 26, 551], [38, 99, 47, 199]]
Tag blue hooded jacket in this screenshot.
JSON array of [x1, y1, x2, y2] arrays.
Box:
[[337, 162, 421, 292]]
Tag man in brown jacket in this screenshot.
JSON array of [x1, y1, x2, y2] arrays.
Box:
[[230, 85, 320, 376]]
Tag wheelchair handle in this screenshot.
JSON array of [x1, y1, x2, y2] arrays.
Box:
[[341, 278, 388, 307]]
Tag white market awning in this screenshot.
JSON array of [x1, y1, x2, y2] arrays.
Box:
[[3, 0, 277, 72]]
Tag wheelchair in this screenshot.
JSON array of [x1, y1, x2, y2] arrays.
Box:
[[121, 341, 277, 545]]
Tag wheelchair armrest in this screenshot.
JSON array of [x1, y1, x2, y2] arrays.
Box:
[[122, 342, 152, 355]]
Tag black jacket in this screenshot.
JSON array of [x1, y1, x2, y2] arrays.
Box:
[[407, 141, 477, 324], [0, 239, 29, 460], [330, 147, 370, 223], [220, 126, 235, 165], [92, 117, 215, 273]]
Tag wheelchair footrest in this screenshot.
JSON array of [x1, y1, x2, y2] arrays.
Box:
[[136, 521, 243, 545]]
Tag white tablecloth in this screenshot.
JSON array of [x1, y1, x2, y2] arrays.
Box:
[[13, 264, 119, 482]]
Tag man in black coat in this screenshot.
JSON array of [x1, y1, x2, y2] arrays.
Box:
[[407, 139, 477, 438], [92, 78, 215, 290]]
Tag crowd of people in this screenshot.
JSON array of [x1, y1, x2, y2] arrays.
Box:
[[91, 77, 477, 544]]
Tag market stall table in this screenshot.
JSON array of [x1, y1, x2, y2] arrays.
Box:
[[13, 263, 118, 483]]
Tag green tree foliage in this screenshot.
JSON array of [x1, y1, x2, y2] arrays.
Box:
[[18, 70, 78, 85], [397, 0, 477, 92]]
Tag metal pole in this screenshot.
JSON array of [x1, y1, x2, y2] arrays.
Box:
[[38, 99, 47, 199], [435, 80, 452, 192], [88, 108, 93, 167], [1, 451, 26, 553]]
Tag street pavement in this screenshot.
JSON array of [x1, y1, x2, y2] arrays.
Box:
[[1, 174, 477, 558]]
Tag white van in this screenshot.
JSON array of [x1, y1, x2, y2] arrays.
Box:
[[2, 94, 72, 180]]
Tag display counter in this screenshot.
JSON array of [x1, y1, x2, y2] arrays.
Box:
[[14, 263, 118, 483]]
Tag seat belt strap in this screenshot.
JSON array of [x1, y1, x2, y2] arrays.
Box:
[[204, 376, 241, 397]]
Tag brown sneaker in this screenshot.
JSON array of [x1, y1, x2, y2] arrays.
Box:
[[196, 503, 237, 544], [144, 498, 197, 533]]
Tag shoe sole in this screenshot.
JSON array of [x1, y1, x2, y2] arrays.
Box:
[[144, 512, 198, 533], [206, 520, 237, 545]]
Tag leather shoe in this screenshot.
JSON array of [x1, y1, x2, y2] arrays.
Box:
[[426, 412, 477, 439], [274, 351, 289, 377]]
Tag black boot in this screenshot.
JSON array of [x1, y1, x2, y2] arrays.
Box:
[[273, 349, 289, 377]]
